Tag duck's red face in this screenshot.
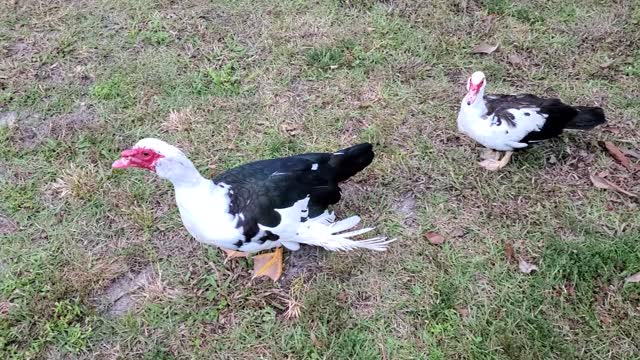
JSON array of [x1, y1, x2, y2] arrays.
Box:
[[112, 148, 164, 171], [465, 72, 485, 105]]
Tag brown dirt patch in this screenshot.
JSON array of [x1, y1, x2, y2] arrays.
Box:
[[392, 192, 418, 230], [280, 245, 326, 289], [93, 266, 154, 317], [14, 105, 98, 148], [0, 214, 18, 235]]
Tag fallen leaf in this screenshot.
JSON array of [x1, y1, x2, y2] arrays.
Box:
[[504, 242, 517, 264], [280, 122, 301, 136], [625, 272, 640, 283], [508, 53, 524, 65], [518, 259, 539, 274], [622, 148, 640, 160], [601, 141, 631, 169], [471, 42, 499, 54], [425, 231, 445, 245], [601, 126, 621, 134], [589, 173, 637, 198]]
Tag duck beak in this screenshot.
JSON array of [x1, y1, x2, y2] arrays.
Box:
[[112, 149, 135, 169], [112, 157, 132, 169], [465, 92, 477, 106]]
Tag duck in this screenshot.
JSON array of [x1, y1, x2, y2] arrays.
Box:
[[112, 138, 393, 281], [457, 71, 606, 170]]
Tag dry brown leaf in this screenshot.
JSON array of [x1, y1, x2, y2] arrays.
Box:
[[625, 272, 640, 283], [280, 122, 301, 136], [425, 231, 445, 245], [589, 173, 637, 198], [504, 242, 517, 264], [518, 259, 539, 274], [622, 148, 640, 159], [508, 53, 524, 65], [601, 141, 631, 169], [471, 42, 499, 54]]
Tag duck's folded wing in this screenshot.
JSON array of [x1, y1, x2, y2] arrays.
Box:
[[212, 154, 342, 242], [486, 94, 579, 142]]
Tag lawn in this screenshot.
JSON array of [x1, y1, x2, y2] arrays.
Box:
[[1, 0, 639, 358]]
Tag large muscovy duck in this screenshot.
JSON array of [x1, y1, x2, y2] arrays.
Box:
[[112, 138, 392, 281], [457, 71, 606, 170]]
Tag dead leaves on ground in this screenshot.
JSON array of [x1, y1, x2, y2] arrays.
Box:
[[601, 141, 633, 169], [425, 231, 445, 245], [280, 121, 302, 136], [471, 42, 499, 55], [625, 272, 640, 283], [504, 242, 517, 264], [590, 172, 637, 198], [590, 141, 639, 198], [504, 242, 539, 275]]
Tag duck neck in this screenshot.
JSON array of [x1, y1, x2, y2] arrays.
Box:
[[157, 156, 208, 189]]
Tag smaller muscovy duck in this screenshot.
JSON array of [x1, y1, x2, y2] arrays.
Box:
[[112, 138, 393, 281], [457, 71, 606, 170]]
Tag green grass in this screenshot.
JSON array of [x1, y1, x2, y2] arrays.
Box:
[[1, 0, 639, 358]]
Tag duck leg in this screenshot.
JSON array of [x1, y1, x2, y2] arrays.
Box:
[[221, 248, 249, 264], [479, 151, 513, 171], [252, 247, 283, 281], [480, 148, 501, 160]]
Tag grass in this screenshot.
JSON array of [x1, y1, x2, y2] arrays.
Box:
[[1, 0, 639, 358]]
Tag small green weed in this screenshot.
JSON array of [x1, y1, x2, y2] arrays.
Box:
[[191, 63, 242, 96], [90, 74, 133, 105]]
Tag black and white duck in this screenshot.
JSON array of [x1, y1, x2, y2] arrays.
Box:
[[112, 138, 393, 281], [457, 71, 606, 170]]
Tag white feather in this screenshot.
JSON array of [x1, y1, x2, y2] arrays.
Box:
[[126, 138, 392, 258], [458, 105, 547, 151], [293, 212, 395, 252]]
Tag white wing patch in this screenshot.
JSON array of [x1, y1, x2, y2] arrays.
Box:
[[242, 196, 313, 253], [458, 105, 549, 151], [499, 108, 547, 148], [311, 163, 319, 170]]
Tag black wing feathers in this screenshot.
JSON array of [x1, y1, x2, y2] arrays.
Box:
[[212, 144, 374, 241], [485, 94, 605, 143], [567, 107, 606, 130], [329, 143, 374, 182]]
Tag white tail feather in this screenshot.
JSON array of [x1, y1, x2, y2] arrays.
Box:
[[329, 215, 361, 232], [295, 213, 395, 252]]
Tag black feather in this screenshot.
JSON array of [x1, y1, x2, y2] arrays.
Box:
[[212, 143, 374, 246], [485, 94, 606, 143], [566, 106, 606, 130]]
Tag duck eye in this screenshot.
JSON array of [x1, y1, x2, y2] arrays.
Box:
[[142, 151, 150, 157]]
